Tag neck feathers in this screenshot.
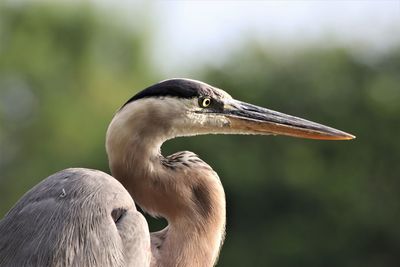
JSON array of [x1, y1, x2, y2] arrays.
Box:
[[106, 102, 226, 266]]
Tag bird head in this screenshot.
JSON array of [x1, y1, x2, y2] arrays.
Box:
[[112, 78, 355, 142]]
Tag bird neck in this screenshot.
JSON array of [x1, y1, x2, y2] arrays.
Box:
[[106, 117, 226, 267], [153, 218, 225, 267]]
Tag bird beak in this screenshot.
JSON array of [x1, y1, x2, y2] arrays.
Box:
[[221, 99, 355, 140]]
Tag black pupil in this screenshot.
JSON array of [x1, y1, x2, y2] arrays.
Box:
[[204, 99, 210, 106]]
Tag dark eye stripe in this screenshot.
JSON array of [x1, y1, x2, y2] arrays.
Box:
[[196, 97, 225, 113], [121, 79, 218, 109]]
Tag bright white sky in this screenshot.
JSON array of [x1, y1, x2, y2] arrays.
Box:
[[99, 0, 400, 75]]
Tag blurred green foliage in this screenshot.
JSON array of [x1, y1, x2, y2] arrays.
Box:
[[1, 4, 399, 267]]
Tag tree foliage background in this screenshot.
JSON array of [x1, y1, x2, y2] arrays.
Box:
[[0, 3, 399, 267]]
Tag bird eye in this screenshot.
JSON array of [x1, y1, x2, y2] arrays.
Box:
[[200, 97, 212, 108]]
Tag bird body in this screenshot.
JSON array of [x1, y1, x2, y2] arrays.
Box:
[[0, 168, 151, 267], [0, 78, 355, 267]]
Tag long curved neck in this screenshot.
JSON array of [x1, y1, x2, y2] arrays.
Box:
[[106, 109, 226, 267]]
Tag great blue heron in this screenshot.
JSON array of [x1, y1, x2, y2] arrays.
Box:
[[0, 78, 354, 267]]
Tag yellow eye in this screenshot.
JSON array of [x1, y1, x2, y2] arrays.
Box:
[[201, 98, 212, 108]]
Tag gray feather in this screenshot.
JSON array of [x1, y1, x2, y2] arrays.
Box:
[[0, 168, 150, 267]]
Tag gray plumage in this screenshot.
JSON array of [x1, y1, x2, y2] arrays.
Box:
[[0, 168, 150, 267]]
